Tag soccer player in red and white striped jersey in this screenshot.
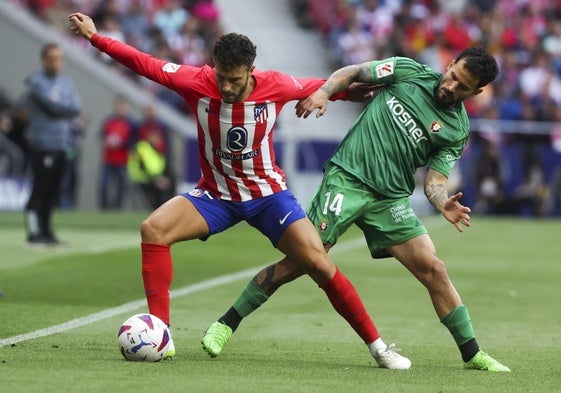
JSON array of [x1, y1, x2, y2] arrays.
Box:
[[69, 12, 410, 368]]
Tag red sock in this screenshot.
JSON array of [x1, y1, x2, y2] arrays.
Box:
[[320, 268, 380, 344], [141, 242, 173, 325]]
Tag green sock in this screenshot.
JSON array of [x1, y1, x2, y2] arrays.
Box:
[[232, 280, 269, 317], [440, 305, 475, 346]]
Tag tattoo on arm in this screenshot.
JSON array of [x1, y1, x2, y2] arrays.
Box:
[[425, 183, 448, 212], [321, 63, 373, 95], [356, 63, 373, 82]]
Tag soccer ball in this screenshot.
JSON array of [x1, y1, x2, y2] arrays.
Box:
[[117, 313, 171, 362]]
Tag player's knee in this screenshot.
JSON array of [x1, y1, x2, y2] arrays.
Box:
[[140, 216, 166, 244], [431, 259, 449, 279], [419, 257, 449, 287], [300, 249, 333, 277]]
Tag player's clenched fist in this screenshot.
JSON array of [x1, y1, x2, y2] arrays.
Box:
[[68, 13, 97, 40]]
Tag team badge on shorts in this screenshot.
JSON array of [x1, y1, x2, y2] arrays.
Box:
[[189, 189, 205, 197], [319, 221, 328, 232]]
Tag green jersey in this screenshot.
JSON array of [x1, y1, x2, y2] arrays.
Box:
[[328, 57, 469, 198]]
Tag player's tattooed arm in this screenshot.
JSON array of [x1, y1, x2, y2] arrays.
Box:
[[425, 168, 471, 232], [424, 168, 449, 213], [319, 62, 373, 96], [296, 62, 373, 118]]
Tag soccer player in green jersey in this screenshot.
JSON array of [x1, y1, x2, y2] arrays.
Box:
[[202, 47, 511, 372]]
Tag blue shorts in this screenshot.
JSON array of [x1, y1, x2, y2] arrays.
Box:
[[181, 189, 306, 246]]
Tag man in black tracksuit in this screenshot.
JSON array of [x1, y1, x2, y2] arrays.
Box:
[[24, 42, 83, 245]]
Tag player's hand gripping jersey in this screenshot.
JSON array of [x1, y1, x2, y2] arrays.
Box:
[[91, 35, 344, 202], [328, 57, 470, 199]]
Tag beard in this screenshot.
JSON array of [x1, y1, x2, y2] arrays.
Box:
[[221, 79, 249, 103], [434, 85, 457, 108]]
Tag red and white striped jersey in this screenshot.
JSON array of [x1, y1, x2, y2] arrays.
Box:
[[91, 34, 342, 201]]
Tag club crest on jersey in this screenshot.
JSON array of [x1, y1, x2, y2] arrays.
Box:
[[430, 120, 442, 133], [254, 104, 269, 124], [376, 61, 394, 78], [162, 62, 181, 73]]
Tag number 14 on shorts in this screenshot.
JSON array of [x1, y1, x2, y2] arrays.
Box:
[[323, 192, 344, 216]]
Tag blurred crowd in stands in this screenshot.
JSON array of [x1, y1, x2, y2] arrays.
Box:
[[2, 0, 561, 216], [291, 0, 561, 217], [292, 0, 561, 123], [16, 0, 561, 129]]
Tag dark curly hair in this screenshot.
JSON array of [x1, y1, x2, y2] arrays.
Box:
[[212, 33, 257, 70], [455, 46, 499, 88]]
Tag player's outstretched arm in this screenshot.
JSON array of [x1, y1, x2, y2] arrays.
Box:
[[68, 12, 97, 40], [296, 62, 373, 119], [424, 168, 471, 233]]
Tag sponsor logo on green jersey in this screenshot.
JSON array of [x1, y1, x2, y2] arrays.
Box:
[[386, 96, 428, 144]]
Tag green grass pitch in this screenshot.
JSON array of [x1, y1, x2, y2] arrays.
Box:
[[0, 211, 559, 392]]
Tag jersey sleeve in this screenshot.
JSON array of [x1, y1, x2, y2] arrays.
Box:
[[90, 34, 201, 92], [427, 136, 468, 178], [262, 72, 348, 102], [292, 76, 349, 101], [368, 57, 428, 85]]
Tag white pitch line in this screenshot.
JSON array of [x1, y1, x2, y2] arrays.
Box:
[[0, 236, 367, 348]]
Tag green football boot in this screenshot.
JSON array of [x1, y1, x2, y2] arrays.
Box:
[[464, 350, 511, 372], [201, 321, 233, 358]]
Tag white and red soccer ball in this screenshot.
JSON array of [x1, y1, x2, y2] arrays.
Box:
[[117, 313, 171, 362]]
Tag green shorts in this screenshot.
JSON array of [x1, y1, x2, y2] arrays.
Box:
[[307, 165, 428, 258]]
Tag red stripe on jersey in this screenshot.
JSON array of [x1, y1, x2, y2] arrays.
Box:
[[252, 103, 283, 195], [231, 102, 262, 199], [200, 99, 228, 199], [249, 103, 267, 196], [219, 103, 242, 201]]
